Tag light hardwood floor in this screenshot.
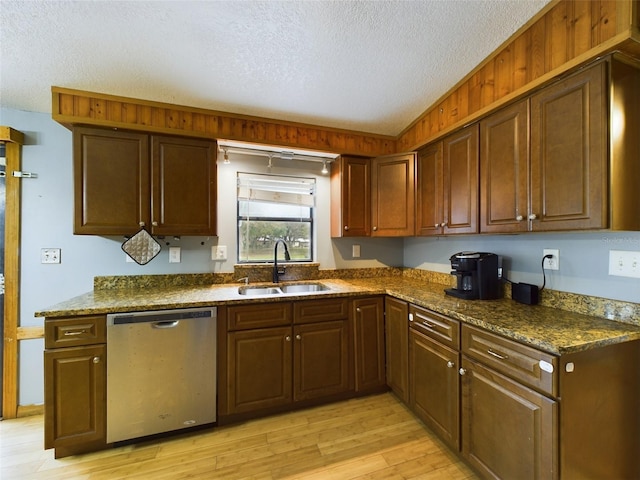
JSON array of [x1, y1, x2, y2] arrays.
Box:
[[0, 393, 478, 479]]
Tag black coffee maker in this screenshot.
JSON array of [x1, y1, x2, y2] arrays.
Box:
[[445, 252, 501, 300]]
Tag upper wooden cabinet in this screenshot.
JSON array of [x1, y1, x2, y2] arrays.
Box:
[[416, 142, 443, 236], [529, 62, 607, 232], [417, 124, 479, 236], [481, 55, 640, 234], [371, 153, 416, 236], [73, 126, 217, 236], [480, 100, 530, 233], [330, 156, 370, 237]]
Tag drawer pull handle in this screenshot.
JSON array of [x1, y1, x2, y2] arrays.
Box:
[[487, 349, 508, 360], [422, 321, 436, 329], [64, 330, 86, 336]]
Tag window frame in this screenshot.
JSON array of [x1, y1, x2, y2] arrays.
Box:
[[236, 172, 315, 264]]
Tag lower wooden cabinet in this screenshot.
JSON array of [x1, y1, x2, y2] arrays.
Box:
[[221, 297, 388, 419], [353, 297, 385, 392], [403, 313, 640, 480], [226, 326, 293, 413], [409, 327, 460, 450], [44, 315, 107, 458], [460, 356, 557, 479], [385, 297, 409, 402], [294, 320, 350, 401]]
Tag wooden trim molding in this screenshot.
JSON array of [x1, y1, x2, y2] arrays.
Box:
[[51, 87, 397, 157], [1, 127, 23, 420], [17, 326, 44, 341], [397, 0, 640, 151]]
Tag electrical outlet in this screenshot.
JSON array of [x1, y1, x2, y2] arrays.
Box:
[[169, 246, 181, 263], [41, 248, 61, 264], [212, 245, 227, 261], [609, 250, 640, 278], [543, 249, 559, 270]]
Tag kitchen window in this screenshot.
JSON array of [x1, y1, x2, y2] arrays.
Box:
[[237, 172, 315, 263]]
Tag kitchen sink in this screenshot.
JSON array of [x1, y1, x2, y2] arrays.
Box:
[[238, 286, 283, 296], [237, 283, 330, 296], [279, 283, 329, 293]]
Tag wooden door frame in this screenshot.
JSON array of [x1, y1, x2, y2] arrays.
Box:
[[1, 126, 24, 419]]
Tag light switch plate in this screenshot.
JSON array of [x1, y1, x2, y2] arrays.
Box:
[[169, 246, 181, 263], [609, 250, 640, 278], [352, 244, 361, 258], [212, 245, 227, 261]]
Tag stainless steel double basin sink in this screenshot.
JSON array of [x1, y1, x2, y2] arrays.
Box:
[[238, 282, 330, 296]]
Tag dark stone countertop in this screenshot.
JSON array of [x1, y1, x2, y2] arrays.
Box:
[[36, 276, 640, 356]]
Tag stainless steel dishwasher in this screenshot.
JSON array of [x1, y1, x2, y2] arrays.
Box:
[[106, 307, 216, 443]]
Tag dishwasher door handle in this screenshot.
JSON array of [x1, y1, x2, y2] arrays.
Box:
[[151, 320, 180, 329]]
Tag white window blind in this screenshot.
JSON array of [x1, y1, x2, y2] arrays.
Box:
[[237, 173, 315, 207]]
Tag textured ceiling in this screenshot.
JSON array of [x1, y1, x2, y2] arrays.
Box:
[[0, 0, 550, 136]]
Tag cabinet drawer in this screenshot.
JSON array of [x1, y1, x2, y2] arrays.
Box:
[[462, 325, 557, 396], [293, 298, 348, 324], [409, 305, 459, 350], [227, 303, 292, 331], [45, 315, 106, 348]]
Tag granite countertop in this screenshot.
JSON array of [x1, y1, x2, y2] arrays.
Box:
[[36, 276, 640, 356]]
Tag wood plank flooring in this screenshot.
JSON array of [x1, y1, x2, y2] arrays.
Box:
[[0, 393, 479, 480]]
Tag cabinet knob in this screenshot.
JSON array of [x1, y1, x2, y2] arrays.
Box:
[[93, 356, 100, 364], [356, 307, 361, 313], [516, 215, 524, 221], [296, 334, 302, 340], [441, 222, 447, 227], [528, 213, 538, 220], [459, 368, 466, 376], [344, 225, 349, 231], [139, 222, 145, 227], [434, 223, 439, 228], [152, 221, 158, 226], [373, 226, 378, 231], [447, 361, 455, 368], [285, 335, 291, 342]]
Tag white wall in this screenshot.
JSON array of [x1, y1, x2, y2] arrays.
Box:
[[3, 106, 639, 406], [404, 232, 640, 303]]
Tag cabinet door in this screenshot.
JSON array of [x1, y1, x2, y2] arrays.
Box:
[[443, 125, 479, 234], [73, 127, 149, 235], [353, 297, 385, 392], [385, 297, 409, 403], [151, 136, 217, 236], [480, 100, 530, 233], [371, 153, 415, 236], [530, 62, 607, 231], [409, 329, 459, 450], [44, 345, 106, 450], [330, 156, 370, 237], [293, 320, 350, 402], [226, 327, 292, 414], [416, 142, 444, 236], [461, 356, 557, 480]]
